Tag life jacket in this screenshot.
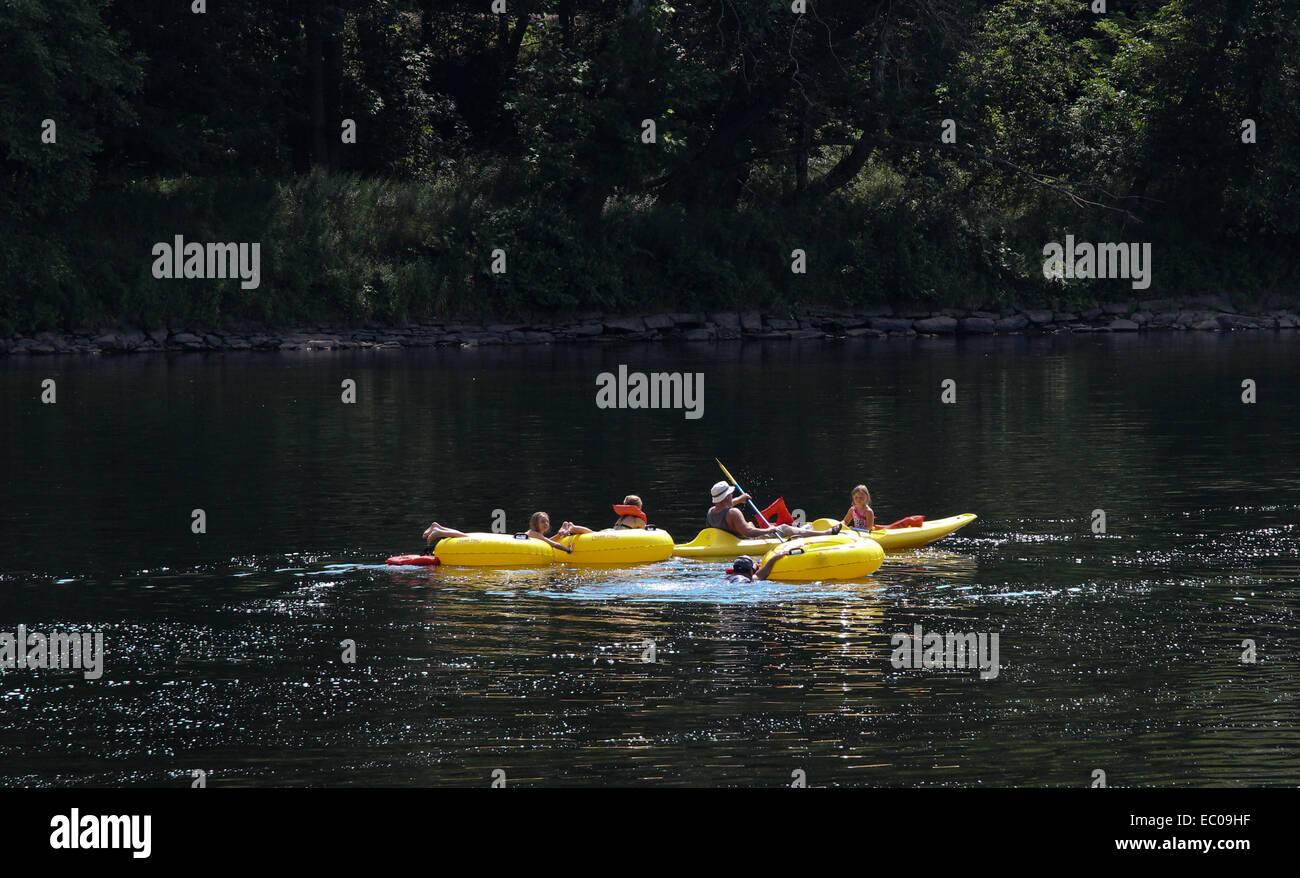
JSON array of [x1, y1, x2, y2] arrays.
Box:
[[613, 504, 647, 528], [760, 497, 795, 526], [881, 514, 925, 529]]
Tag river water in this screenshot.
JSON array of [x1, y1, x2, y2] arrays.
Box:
[[1, 333, 1296, 786]]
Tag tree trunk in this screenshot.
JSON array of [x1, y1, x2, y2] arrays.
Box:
[[324, 16, 344, 173], [795, 102, 809, 193], [560, 0, 574, 48], [306, 17, 328, 171], [301, 4, 346, 174], [789, 17, 894, 204], [657, 78, 791, 205], [420, 0, 434, 48]]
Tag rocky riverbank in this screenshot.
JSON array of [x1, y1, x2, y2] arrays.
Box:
[[2, 295, 1296, 355]]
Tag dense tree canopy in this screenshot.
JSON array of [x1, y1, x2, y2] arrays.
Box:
[[1, 0, 1295, 329]]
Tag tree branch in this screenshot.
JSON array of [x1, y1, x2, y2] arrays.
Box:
[[880, 135, 1151, 221]]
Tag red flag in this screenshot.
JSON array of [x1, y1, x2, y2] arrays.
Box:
[[760, 497, 795, 526]]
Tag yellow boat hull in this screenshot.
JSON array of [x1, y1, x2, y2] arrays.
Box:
[[434, 529, 674, 567], [760, 535, 884, 581], [672, 514, 975, 558], [433, 533, 554, 567], [809, 513, 977, 552], [672, 529, 859, 559], [553, 528, 674, 565]]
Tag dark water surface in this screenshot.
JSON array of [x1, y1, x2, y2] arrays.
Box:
[[1, 334, 1297, 787]]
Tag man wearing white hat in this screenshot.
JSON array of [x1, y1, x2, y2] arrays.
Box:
[[706, 481, 843, 540]]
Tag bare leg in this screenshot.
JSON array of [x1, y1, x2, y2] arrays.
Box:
[[423, 521, 468, 545], [555, 521, 593, 537], [777, 522, 843, 539]]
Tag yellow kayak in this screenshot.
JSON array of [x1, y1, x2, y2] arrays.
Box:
[[760, 535, 884, 581], [553, 528, 674, 565], [673, 513, 976, 558], [809, 513, 977, 552]]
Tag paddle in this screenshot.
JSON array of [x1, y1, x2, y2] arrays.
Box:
[[714, 458, 787, 542]]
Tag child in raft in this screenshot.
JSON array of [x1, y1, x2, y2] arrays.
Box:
[[842, 484, 876, 531], [528, 511, 592, 553], [613, 495, 647, 529]]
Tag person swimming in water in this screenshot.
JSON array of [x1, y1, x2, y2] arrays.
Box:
[[722, 546, 801, 582]]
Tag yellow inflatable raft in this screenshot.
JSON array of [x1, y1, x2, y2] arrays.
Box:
[[809, 513, 977, 552], [760, 535, 884, 581], [553, 527, 674, 565], [672, 529, 858, 559], [434, 528, 674, 567], [432, 533, 554, 567]]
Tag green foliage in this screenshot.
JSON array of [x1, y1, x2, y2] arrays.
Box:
[[0, 0, 140, 328], [3, 1, 1296, 332]]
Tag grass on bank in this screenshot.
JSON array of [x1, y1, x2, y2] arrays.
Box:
[[3, 165, 1294, 334]]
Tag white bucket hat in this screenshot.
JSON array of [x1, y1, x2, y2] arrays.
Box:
[[711, 480, 735, 503]]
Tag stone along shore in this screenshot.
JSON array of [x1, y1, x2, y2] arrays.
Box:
[[3, 294, 1296, 355]]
